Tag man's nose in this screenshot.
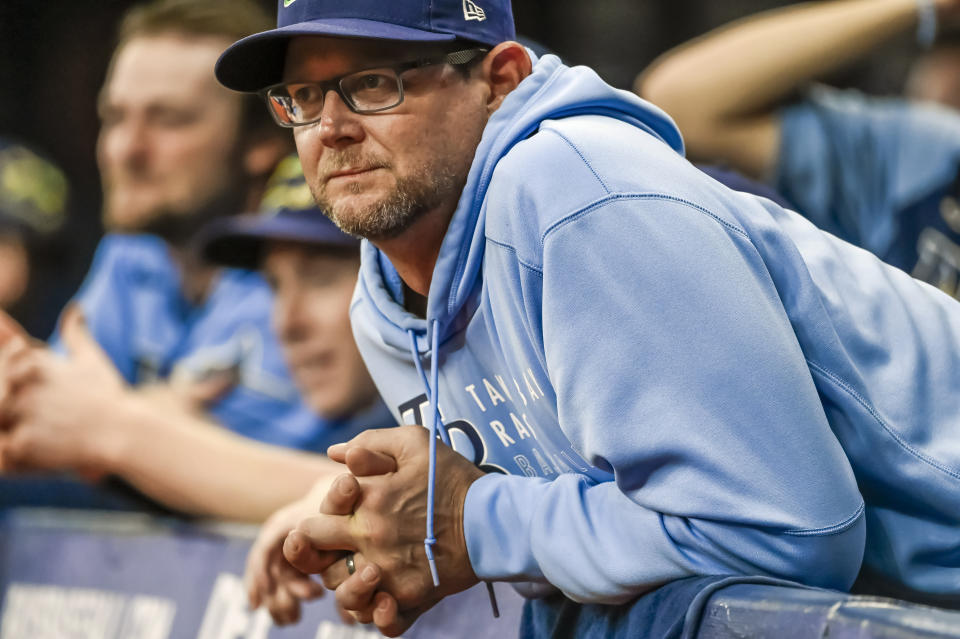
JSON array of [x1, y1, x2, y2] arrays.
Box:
[[317, 91, 365, 149], [274, 292, 309, 345], [102, 118, 150, 170]]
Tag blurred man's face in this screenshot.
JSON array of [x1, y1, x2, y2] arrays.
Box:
[[97, 34, 245, 233], [263, 241, 378, 418], [285, 37, 489, 240]]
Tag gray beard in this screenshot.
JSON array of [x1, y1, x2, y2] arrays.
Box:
[[312, 157, 463, 241]]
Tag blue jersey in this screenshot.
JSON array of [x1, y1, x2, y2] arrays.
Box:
[[777, 86, 960, 297], [57, 233, 387, 451]]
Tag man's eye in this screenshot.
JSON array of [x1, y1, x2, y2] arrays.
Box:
[[357, 74, 386, 90], [291, 85, 322, 104], [347, 72, 395, 98], [153, 111, 196, 127]]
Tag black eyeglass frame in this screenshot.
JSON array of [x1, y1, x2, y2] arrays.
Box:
[[260, 48, 488, 128]]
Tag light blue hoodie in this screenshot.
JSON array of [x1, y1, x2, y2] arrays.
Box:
[[350, 55, 960, 603]]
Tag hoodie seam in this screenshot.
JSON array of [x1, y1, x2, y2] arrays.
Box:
[[486, 237, 545, 277], [783, 501, 864, 536], [807, 359, 960, 482], [540, 193, 750, 250], [539, 128, 611, 194]]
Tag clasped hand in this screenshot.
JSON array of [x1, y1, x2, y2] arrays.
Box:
[[282, 425, 484, 636]]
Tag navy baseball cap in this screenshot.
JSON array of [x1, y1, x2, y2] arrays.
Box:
[[215, 0, 516, 92], [200, 155, 358, 270]]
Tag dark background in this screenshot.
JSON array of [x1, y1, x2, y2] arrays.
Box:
[[0, 0, 923, 292]]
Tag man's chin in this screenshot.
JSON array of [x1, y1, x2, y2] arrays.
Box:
[[103, 206, 163, 233]]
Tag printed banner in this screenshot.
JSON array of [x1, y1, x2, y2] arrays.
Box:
[[0, 508, 524, 638]]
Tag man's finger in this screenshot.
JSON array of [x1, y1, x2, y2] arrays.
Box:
[[292, 513, 355, 550], [372, 591, 408, 638], [328, 425, 421, 464], [319, 473, 361, 516], [244, 548, 275, 610], [4, 346, 42, 391], [334, 560, 381, 611], [265, 584, 301, 626], [344, 447, 398, 476], [283, 528, 348, 575], [270, 551, 326, 600], [318, 553, 357, 591], [59, 305, 98, 361]]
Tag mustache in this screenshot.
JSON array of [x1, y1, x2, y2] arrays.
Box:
[[319, 149, 390, 177]]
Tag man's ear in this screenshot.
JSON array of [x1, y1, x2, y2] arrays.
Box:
[[482, 41, 533, 114]]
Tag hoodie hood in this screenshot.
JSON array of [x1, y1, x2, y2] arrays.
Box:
[[359, 53, 684, 350]]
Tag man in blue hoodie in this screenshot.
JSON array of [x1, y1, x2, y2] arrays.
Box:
[[216, 1, 960, 636]]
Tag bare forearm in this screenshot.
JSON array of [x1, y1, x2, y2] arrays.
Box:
[[638, 0, 926, 173], [641, 0, 919, 121], [100, 395, 342, 522]]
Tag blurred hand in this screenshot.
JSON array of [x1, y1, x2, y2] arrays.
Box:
[[245, 478, 334, 626], [137, 367, 238, 417], [0, 306, 125, 473], [283, 426, 484, 637]]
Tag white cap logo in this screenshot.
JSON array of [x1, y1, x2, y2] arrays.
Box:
[[463, 0, 486, 22]]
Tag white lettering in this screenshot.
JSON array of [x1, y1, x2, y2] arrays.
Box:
[[483, 378, 507, 406], [315, 620, 390, 639], [197, 573, 270, 639], [521, 413, 539, 440], [532, 448, 554, 475], [489, 420, 516, 446], [464, 384, 487, 412], [510, 413, 531, 440], [0, 584, 175, 639], [526, 368, 547, 397], [523, 372, 540, 401], [495, 375, 514, 402], [512, 377, 528, 406]]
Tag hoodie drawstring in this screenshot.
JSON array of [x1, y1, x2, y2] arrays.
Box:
[[406, 324, 499, 617], [408, 324, 447, 588]]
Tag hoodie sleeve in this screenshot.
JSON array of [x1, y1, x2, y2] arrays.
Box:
[[463, 195, 865, 603]]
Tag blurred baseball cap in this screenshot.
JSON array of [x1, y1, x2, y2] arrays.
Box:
[[0, 139, 68, 238], [215, 0, 516, 92], [200, 154, 358, 270]]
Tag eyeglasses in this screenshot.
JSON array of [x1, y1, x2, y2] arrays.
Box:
[[261, 48, 488, 128]]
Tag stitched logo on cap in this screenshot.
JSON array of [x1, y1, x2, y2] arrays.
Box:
[[463, 0, 486, 21], [283, 0, 296, 7]]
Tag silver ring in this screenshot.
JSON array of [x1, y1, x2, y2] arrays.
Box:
[[345, 553, 356, 575]]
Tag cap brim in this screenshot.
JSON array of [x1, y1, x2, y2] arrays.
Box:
[[216, 19, 456, 92], [199, 213, 359, 270]]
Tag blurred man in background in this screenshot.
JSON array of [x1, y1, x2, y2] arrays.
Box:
[[0, 155, 393, 525], [640, 0, 960, 299], [0, 0, 392, 520]]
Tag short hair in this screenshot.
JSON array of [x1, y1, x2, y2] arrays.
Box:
[[117, 0, 271, 50], [114, 0, 277, 140]]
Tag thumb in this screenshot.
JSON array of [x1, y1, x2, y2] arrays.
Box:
[[60, 305, 105, 363]]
